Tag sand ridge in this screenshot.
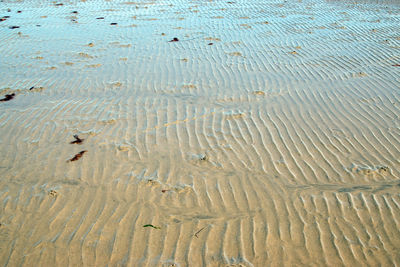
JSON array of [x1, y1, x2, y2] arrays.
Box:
[[0, 0, 399, 266]]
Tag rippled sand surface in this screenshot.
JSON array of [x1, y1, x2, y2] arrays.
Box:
[[0, 0, 399, 265]]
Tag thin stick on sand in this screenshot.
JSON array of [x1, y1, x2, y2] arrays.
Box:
[[194, 226, 208, 238]]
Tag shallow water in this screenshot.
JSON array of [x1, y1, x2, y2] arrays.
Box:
[[0, 0, 399, 265]]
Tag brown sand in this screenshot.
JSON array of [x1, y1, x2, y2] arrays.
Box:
[[0, 0, 399, 266]]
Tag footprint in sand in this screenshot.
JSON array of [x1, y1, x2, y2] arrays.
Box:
[[48, 190, 58, 197], [78, 52, 93, 59], [352, 72, 367, 78], [252, 91, 265, 96], [205, 37, 221, 42], [28, 86, 45, 92], [227, 52, 243, 57], [119, 44, 132, 48], [350, 164, 389, 176], [224, 112, 246, 120], [181, 84, 197, 89], [240, 24, 251, 29], [86, 63, 101, 68]]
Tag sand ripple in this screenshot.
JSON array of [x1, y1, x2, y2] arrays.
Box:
[[0, 0, 399, 265]]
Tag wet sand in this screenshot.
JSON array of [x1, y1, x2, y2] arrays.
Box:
[[0, 0, 399, 265]]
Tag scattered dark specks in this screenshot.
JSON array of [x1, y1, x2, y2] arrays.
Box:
[[67, 150, 87, 162], [110, 22, 118, 25], [0, 93, 15, 102], [168, 37, 179, 42], [9, 26, 20, 29]]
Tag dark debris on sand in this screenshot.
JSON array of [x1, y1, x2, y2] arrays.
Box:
[[0, 93, 15, 102], [168, 37, 179, 42], [70, 135, 84, 144], [67, 150, 87, 162]]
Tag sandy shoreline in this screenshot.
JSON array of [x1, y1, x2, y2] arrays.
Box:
[[0, 0, 399, 265]]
